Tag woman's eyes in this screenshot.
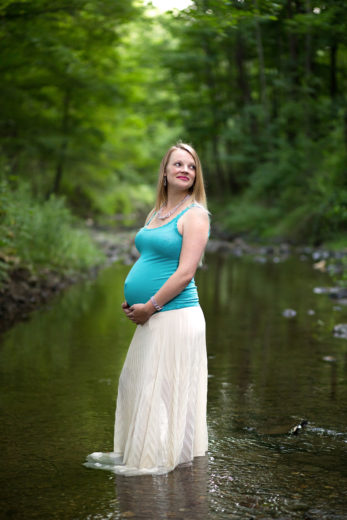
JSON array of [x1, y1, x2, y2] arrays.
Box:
[[174, 162, 196, 169]]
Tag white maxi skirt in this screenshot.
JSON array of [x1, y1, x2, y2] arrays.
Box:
[[85, 306, 208, 476]]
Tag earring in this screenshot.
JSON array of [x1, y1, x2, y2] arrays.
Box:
[[163, 176, 167, 187]]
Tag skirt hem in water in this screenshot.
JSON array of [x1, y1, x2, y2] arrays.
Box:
[[84, 306, 208, 477], [83, 450, 208, 477]]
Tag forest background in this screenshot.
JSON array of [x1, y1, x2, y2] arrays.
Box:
[[0, 0, 346, 282]]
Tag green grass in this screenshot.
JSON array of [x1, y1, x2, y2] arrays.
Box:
[[0, 179, 105, 284]]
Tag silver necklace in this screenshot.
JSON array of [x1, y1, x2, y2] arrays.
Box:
[[156, 194, 190, 220]]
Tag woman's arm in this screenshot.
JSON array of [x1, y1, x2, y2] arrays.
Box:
[[127, 208, 209, 325]]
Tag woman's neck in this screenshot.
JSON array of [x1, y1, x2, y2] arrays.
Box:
[[165, 190, 190, 210]]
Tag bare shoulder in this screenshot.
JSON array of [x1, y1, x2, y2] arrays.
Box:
[[180, 204, 210, 234], [187, 204, 210, 221]]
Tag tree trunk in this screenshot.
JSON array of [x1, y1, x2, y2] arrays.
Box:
[[253, 0, 267, 107], [235, 31, 251, 106], [201, 58, 226, 192], [330, 41, 338, 100], [234, 30, 258, 140], [286, 0, 299, 91], [305, 0, 312, 81], [304, 0, 313, 137], [51, 89, 71, 196]]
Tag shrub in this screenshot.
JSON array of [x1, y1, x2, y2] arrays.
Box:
[[0, 179, 105, 281]]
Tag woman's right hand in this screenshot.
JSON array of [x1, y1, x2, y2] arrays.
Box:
[[121, 301, 132, 319], [121, 301, 155, 325]]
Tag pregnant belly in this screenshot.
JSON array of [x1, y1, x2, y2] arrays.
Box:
[[124, 259, 172, 307]]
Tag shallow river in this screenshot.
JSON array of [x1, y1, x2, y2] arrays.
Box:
[[1, 252, 346, 519]]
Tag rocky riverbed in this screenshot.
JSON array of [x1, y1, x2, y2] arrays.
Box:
[[0, 228, 346, 334]]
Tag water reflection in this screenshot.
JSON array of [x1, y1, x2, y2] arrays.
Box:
[[0, 253, 346, 519], [115, 456, 208, 519]]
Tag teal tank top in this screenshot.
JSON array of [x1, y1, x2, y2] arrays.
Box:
[[124, 204, 202, 312]]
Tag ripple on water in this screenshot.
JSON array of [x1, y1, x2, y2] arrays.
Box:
[[1, 255, 347, 519]]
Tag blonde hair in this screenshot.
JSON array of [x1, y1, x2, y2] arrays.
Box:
[[153, 142, 207, 212]]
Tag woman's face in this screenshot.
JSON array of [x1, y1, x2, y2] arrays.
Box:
[[165, 149, 196, 192]]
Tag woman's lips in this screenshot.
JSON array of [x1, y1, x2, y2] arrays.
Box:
[[177, 176, 189, 180]]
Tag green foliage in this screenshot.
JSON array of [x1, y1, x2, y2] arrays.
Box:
[[0, 0, 346, 246], [0, 2, 182, 218], [159, 0, 347, 243], [222, 112, 347, 243], [0, 0, 141, 195], [0, 179, 104, 280]]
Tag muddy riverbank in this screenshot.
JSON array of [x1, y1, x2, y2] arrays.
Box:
[[0, 230, 136, 333]]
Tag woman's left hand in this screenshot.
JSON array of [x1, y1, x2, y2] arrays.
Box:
[[126, 303, 155, 325]]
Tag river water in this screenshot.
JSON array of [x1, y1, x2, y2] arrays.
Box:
[[1, 251, 346, 519]]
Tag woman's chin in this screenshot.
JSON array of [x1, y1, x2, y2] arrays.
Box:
[[169, 182, 193, 192]]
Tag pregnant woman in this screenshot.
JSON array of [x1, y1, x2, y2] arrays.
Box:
[[85, 142, 210, 476]]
